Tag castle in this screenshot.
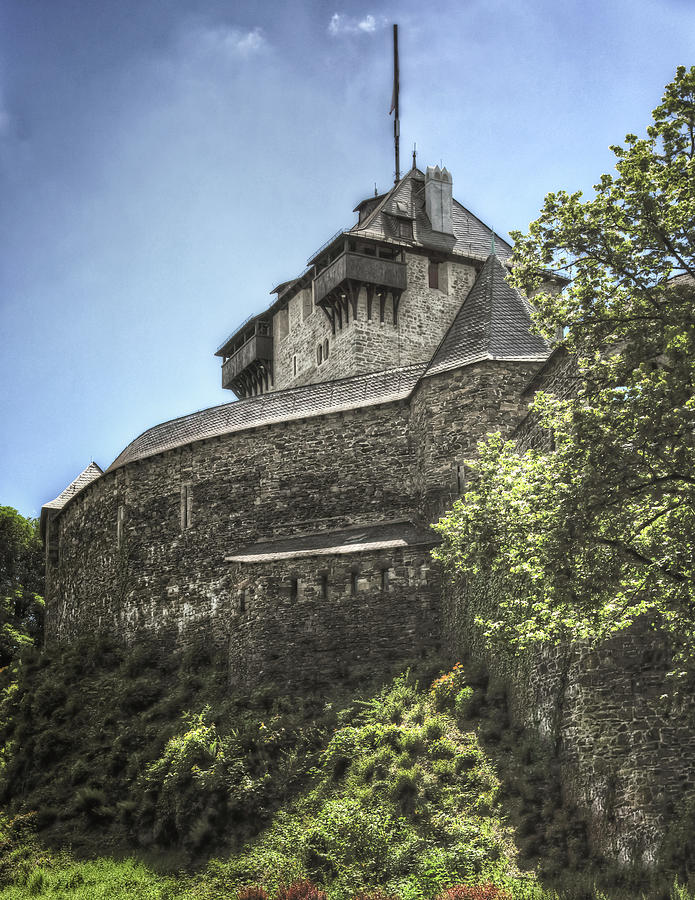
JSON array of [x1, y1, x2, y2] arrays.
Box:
[[39, 162, 695, 864], [41, 162, 551, 686]]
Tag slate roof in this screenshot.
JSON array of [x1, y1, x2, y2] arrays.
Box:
[[107, 364, 426, 472], [425, 253, 551, 378], [40, 462, 104, 536], [226, 521, 439, 563], [349, 168, 513, 263], [42, 462, 104, 512]]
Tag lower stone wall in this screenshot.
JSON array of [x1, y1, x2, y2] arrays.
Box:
[[441, 575, 695, 865], [229, 548, 441, 688]]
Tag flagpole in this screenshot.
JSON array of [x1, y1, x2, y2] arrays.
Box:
[[393, 24, 400, 183]]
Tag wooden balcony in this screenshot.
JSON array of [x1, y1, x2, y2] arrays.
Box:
[[313, 251, 407, 305], [221, 333, 273, 397]]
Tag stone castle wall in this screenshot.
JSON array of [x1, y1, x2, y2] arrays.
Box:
[[47, 399, 418, 672], [46, 358, 539, 686], [412, 361, 541, 520], [437, 349, 695, 866], [442, 576, 695, 865], [229, 548, 441, 687]]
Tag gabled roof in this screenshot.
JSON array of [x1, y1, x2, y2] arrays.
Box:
[[226, 520, 438, 563], [41, 462, 104, 536], [107, 364, 426, 473], [350, 167, 513, 263], [425, 253, 551, 378]]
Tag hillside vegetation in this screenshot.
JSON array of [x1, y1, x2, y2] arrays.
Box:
[[0, 637, 691, 900]]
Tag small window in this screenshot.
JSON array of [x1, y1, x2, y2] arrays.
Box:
[[276, 307, 289, 339], [324, 338, 329, 360], [181, 483, 193, 530], [240, 590, 247, 613], [293, 355, 297, 377], [321, 574, 329, 599], [317, 344, 323, 365], [428, 261, 439, 289], [395, 218, 413, 240], [350, 571, 358, 596], [117, 505, 125, 548], [381, 568, 390, 593], [290, 577, 298, 599], [456, 464, 464, 495]]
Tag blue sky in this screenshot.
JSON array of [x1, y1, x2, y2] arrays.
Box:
[[1, 0, 694, 518]]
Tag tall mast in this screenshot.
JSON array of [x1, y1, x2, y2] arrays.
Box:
[[391, 24, 400, 183]]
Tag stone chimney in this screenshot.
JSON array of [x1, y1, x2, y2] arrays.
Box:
[[425, 165, 454, 235]]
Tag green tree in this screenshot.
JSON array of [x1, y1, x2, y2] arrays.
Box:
[[434, 66, 695, 656], [0, 506, 44, 665]]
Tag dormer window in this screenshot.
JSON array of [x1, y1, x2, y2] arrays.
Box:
[[391, 217, 413, 240]]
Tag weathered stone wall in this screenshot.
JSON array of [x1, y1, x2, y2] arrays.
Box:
[[271, 252, 476, 392], [515, 349, 579, 452], [46, 399, 418, 666], [434, 348, 695, 866], [441, 576, 695, 865], [229, 548, 441, 688], [46, 355, 539, 684], [410, 361, 543, 521]]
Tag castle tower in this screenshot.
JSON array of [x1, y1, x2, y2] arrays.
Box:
[[214, 166, 514, 399]]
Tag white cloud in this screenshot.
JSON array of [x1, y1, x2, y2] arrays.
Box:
[[328, 12, 388, 36], [183, 24, 268, 59]]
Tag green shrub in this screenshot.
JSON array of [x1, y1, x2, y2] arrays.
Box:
[[26, 867, 47, 895]]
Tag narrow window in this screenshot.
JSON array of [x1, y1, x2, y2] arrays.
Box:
[[293, 355, 297, 376], [350, 571, 358, 596], [181, 483, 193, 530], [321, 574, 328, 599], [290, 577, 298, 599], [240, 590, 247, 613], [317, 344, 323, 365], [324, 338, 329, 360], [381, 568, 390, 593], [456, 464, 464, 495], [428, 261, 439, 289], [117, 504, 125, 548]]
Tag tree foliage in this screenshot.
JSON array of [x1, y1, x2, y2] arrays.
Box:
[[434, 67, 695, 656], [0, 506, 44, 665]]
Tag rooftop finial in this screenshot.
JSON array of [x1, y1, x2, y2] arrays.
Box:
[[389, 24, 400, 183], [412, 142, 417, 169], [374, 182, 378, 197], [491, 230, 496, 256]]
